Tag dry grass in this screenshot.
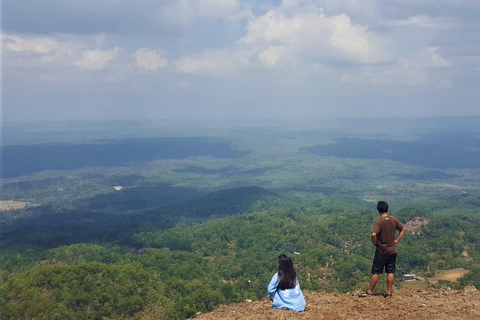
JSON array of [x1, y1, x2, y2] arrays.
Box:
[[428, 268, 469, 284], [0, 200, 30, 211], [401, 281, 428, 290]]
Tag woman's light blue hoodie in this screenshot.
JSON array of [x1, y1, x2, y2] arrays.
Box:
[[267, 273, 306, 312]]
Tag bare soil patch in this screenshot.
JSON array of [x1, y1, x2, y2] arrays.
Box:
[[191, 288, 480, 320], [404, 217, 429, 233]]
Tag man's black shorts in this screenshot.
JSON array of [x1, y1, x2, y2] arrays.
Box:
[[371, 251, 397, 274]]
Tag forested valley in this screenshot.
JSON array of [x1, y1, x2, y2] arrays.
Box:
[[1, 118, 480, 319]]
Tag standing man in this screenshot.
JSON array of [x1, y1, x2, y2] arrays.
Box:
[[360, 201, 406, 297]]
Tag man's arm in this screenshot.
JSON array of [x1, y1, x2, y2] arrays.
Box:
[[371, 221, 380, 246], [394, 228, 406, 244]]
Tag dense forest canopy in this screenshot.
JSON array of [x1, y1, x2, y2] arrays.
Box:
[[1, 118, 480, 319]]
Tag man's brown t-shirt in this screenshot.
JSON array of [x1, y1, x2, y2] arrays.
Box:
[[372, 215, 404, 255]]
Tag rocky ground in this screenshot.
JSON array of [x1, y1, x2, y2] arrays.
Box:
[[190, 287, 480, 320]]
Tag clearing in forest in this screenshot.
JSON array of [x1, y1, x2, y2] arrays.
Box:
[[0, 200, 30, 211], [428, 268, 469, 284]]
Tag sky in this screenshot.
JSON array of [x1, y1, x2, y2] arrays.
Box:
[[2, 0, 480, 122]]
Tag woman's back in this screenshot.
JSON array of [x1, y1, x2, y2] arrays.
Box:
[[267, 254, 306, 312], [267, 272, 306, 311]]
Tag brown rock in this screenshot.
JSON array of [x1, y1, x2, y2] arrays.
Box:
[[464, 285, 477, 293]]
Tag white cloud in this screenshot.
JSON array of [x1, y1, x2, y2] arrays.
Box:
[[176, 4, 386, 75], [74, 48, 118, 71], [176, 48, 254, 74], [134, 48, 168, 71], [385, 15, 456, 30], [258, 46, 293, 67], [329, 14, 383, 63], [2, 34, 80, 71], [395, 47, 450, 74], [340, 47, 451, 86], [415, 47, 451, 68], [3, 33, 124, 73], [176, 45, 295, 75], [3, 34, 60, 54], [239, 10, 386, 64], [3, 33, 173, 81], [238, 11, 304, 46]]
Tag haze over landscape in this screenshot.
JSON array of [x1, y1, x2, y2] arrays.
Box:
[[2, 1, 480, 320]]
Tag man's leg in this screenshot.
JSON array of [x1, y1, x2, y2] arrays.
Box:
[[367, 273, 379, 294], [385, 254, 397, 295], [367, 251, 385, 295], [386, 273, 394, 294]]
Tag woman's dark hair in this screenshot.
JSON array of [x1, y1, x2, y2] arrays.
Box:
[[277, 254, 297, 290]]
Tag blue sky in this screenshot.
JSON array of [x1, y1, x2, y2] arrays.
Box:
[[2, 0, 480, 122]]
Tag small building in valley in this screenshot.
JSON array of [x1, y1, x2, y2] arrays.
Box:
[[403, 274, 418, 281]]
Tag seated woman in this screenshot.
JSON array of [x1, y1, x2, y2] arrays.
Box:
[[267, 254, 306, 312]]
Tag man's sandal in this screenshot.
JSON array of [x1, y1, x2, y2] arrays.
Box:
[[358, 291, 373, 298], [382, 292, 393, 298]]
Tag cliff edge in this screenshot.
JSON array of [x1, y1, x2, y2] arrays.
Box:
[[190, 287, 480, 320]]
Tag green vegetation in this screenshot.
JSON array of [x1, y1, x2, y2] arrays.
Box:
[[1, 120, 480, 319], [2, 195, 480, 319]]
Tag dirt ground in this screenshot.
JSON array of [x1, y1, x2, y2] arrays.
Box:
[[404, 217, 429, 233], [190, 287, 480, 320]]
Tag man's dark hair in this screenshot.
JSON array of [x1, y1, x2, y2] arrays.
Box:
[[377, 201, 389, 213], [277, 254, 297, 290]]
